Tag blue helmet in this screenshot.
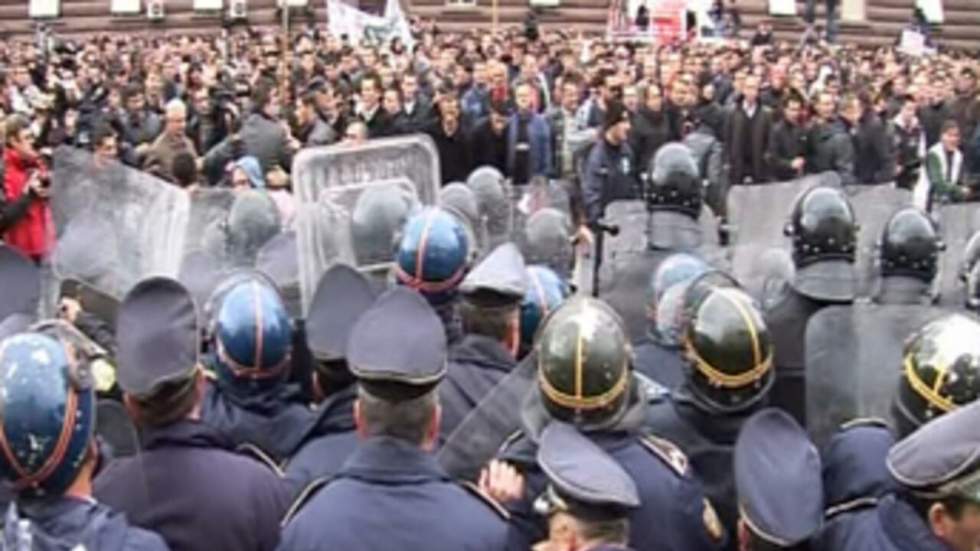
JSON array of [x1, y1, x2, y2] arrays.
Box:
[[214, 276, 293, 390], [521, 265, 570, 350], [395, 207, 470, 305], [646, 253, 709, 337], [0, 333, 95, 498]]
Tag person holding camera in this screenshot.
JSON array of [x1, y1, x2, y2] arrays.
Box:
[[1, 114, 53, 264]]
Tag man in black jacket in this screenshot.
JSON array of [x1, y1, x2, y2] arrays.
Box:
[[766, 94, 808, 181], [469, 99, 510, 174], [724, 74, 771, 186], [427, 93, 473, 185], [806, 91, 856, 186], [891, 94, 925, 190], [358, 73, 391, 139], [841, 93, 895, 185]]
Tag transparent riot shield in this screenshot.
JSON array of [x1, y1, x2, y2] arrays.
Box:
[[50, 148, 189, 302], [936, 203, 980, 307], [805, 302, 949, 447], [518, 207, 575, 281], [467, 166, 515, 249], [293, 137, 440, 313], [728, 173, 840, 292], [844, 185, 914, 297]]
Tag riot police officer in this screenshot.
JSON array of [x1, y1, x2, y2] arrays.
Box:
[[875, 207, 943, 304], [0, 331, 169, 551], [439, 243, 526, 441], [765, 185, 858, 425], [200, 273, 315, 466], [467, 166, 513, 248], [892, 314, 980, 439], [285, 264, 376, 498], [582, 100, 640, 229], [394, 206, 471, 346], [633, 252, 709, 388], [734, 408, 824, 551], [497, 296, 727, 551], [820, 399, 980, 551], [278, 287, 511, 551], [647, 282, 774, 546], [532, 422, 641, 551], [519, 208, 576, 281], [94, 277, 289, 551]]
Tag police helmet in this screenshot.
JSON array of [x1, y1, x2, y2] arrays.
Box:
[[351, 185, 419, 268], [647, 143, 702, 218], [0, 333, 95, 498], [394, 207, 470, 305], [683, 285, 774, 413], [466, 166, 512, 238], [893, 314, 980, 437], [440, 182, 485, 261], [521, 265, 570, 351], [536, 296, 632, 429], [786, 186, 858, 268], [225, 190, 283, 266], [646, 253, 709, 338], [520, 208, 574, 280], [879, 207, 942, 283], [213, 274, 293, 390]]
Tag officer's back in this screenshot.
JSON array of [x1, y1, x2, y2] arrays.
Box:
[[94, 278, 289, 551], [278, 288, 510, 551]]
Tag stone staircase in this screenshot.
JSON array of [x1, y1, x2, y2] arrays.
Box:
[[0, 0, 977, 51]]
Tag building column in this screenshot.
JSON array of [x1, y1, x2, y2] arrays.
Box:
[[840, 0, 866, 22]]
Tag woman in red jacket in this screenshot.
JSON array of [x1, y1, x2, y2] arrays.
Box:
[[1, 115, 53, 264]]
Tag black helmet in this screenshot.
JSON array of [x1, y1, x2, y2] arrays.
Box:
[[536, 296, 632, 430], [893, 314, 980, 437], [351, 185, 419, 268], [646, 143, 702, 219], [682, 285, 774, 413], [785, 186, 858, 301], [878, 207, 942, 283]]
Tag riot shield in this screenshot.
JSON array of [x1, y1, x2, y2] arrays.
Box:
[[805, 302, 949, 447], [935, 203, 980, 308], [257, 230, 301, 319], [843, 185, 913, 297], [518, 208, 575, 281], [0, 244, 40, 322], [438, 353, 537, 481], [50, 148, 190, 301], [184, 188, 237, 256], [728, 173, 839, 292], [467, 166, 515, 249]]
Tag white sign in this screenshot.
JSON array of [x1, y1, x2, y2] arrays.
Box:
[[899, 29, 926, 57], [917, 0, 943, 24], [194, 0, 224, 10], [769, 0, 796, 16], [29, 0, 60, 17], [110, 0, 141, 14], [327, 0, 413, 47]]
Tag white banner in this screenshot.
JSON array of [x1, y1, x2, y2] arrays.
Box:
[[193, 0, 224, 10], [327, 0, 413, 47], [29, 0, 59, 17], [110, 0, 141, 14], [916, 0, 943, 24], [769, 0, 797, 16]]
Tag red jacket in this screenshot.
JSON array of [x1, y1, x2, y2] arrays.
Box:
[[2, 148, 53, 259]]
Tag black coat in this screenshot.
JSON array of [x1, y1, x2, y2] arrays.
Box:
[[918, 102, 951, 149], [723, 103, 772, 185], [806, 118, 856, 186], [361, 108, 392, 139], [631, 108, 675, 173], [427, 122, 474, 185], [766, 119, 807, 181], [892, 119, 924, 189], [468, 117, 509, 174], [94, 420, 290, 551], [850, 114, 896, 185]]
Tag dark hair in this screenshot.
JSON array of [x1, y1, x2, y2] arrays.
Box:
[[459, 302, 517, 342], [91, 122, 117, 149], [131, 374, 199, 428], [251, 81, 276, 111], [314, 359, 356, 397], [360, 72, 382, 93], [357, 386, 437, 445], [941, 120, 961, 135], [578, 518, 630, 547], [171, 151, 198, 188], [902, 491, 969, 523]]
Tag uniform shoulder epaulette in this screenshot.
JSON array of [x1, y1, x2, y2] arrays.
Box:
[[458, 479, 511, 520], [236, 442, 285, 477], [280, 476, 334, 528], [639, 434, 690, 477]]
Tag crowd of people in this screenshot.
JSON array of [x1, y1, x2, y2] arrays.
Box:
[[0, 11, 979, 551]]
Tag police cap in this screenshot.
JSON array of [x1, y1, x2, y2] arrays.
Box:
[[116, 277, 200, 397], [888, 400, 980, 502], [459, 243, 527, 308], [306, 264, 377, 362], [347, 287, 447, 401], [735, 408, 823, 547], [534, 421, 640, 521]]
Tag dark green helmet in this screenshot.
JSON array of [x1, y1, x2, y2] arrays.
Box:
[[879, 207, 942, 283], [893, 314, 980, 438], [536, 296, 632, 429], [683, 285, 774, 412], [786, 186, 858, 267]]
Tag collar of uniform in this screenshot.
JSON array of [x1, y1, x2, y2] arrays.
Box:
[[13, 494, 99, 527], [877, 494, 951, 551], [448, 334, 516, 374], [306, 384, 357, 439], [672, 384, 759, 444], [201, 383, 315, 460], [140, 419, 234, 453], [339, 436, 449, 484]]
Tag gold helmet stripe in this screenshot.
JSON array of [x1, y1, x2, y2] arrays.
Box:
[[574, 328, 584, 403], [719, 289, 761, 368], [904, 356, 955, 413], [538, 361, 631, 410], [683, 290, 771, 388]]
